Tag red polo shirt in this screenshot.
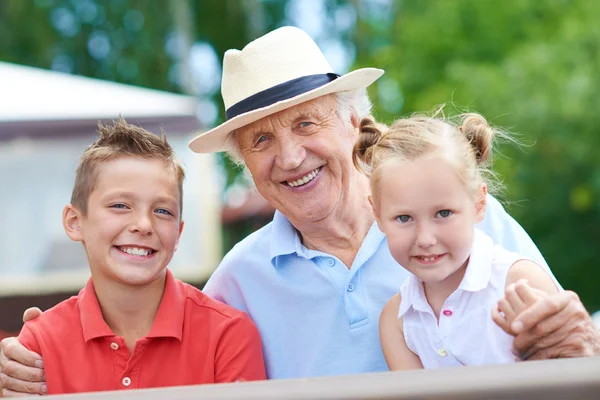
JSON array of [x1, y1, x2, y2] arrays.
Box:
[[18, 270, 266, 394]]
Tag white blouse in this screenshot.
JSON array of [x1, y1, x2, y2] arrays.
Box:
[[398, 229, 540, 368]]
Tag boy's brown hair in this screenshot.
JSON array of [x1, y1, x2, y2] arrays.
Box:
[[71, 118, 185, 216]]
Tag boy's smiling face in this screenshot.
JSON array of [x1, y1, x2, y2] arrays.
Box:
[[63, 157, 184, 286]]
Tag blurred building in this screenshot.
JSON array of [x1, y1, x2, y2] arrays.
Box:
[[0, 62, 222, 334]]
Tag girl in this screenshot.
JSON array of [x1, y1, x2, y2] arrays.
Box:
[[353, 113, 560, 370]]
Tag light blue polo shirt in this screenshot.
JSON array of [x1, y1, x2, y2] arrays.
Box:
[[202, 195, 553, 379]]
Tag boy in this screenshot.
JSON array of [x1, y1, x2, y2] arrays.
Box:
[[18, 120, 266, 394]]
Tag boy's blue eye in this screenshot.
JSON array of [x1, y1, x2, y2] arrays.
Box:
[[156, 209, 173, 216], [437, 210, 452, 218], [110, 204, 128, 209], [396, 215, 411, 223]]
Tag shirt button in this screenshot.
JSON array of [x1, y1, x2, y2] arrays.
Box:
[[442, 309, 453, 317], [110, 342, 119, 350], [347, 283, 355, 292], [437, 348, 448, 357], [122, 377, 131, 387], [327, 258, 335, 267]]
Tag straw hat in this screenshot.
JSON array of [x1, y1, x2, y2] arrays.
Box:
[[188, 26, 384, 153]]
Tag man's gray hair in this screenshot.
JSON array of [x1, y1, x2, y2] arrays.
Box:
[[226, 88, 373, 171]]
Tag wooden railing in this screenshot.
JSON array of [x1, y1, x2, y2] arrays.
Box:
[[50, 357, 600, 400]]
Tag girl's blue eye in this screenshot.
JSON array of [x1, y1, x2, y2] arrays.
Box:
[[437, 209, 452, 218], [396, 215, 411, 223]]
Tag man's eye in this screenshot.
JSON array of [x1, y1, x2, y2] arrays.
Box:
[[396, 215, 411, 223], [254, 135, 268, 146], [299, 121, 313, 128], [437, 210, 452, 218]]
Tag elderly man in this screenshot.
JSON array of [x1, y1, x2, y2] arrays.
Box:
[[1, 27, 599, 393]]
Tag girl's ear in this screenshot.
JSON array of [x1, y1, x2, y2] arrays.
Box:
[[63, 204, 84, 242], [475, 183, 488, 223], [369, 195, 383, 230]]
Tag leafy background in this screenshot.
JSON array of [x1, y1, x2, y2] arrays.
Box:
[[1, 0, 598, 311]]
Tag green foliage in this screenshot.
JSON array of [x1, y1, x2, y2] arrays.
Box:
[[355, 0, 600, 310], [1, 0, 597, 310]]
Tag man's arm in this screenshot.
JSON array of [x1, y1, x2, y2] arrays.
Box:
[[0, 308, 46, 397], [482, 197, 600, 359], [214, 313, 266, 382], [478, 195, 555, 279], [511, 285, 600, 359]]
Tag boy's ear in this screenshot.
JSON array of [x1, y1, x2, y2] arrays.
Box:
[[173, 220, 185, 252], [63, 204, 84, 242], [475, 184, 487, 223]]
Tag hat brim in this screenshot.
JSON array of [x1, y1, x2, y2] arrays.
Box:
[[188, 68, 384, 154]]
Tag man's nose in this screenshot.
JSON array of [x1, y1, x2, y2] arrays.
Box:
[[275, 136, 306, 171]]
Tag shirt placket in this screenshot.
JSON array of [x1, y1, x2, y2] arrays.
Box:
[[109, 337, 146, 390], [436, 292, 462, 366]]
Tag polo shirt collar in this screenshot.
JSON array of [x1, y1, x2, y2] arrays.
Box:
[[398, 275, 430, 317], [78, 269, 185, 342], [268, 210, 387, 268], [78, 279, 117, 342], [269, 210, 305, 267], [146, 269, 185, 341], [457, 229, 494, 293]]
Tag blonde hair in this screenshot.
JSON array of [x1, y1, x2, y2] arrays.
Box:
[[71, 118, 185, 216], [353, 112, 502, 201]]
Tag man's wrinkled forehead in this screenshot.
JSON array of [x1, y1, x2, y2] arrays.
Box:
[[239, 95, 338, 135]]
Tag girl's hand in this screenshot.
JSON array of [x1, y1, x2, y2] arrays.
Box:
[[493, 279, 544, 335]]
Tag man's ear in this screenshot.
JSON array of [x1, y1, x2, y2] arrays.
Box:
[[173, 220, 185, 252], [475, 183, 488, 223], [63, 204, 84, 242], [350, 109, 360, 129]]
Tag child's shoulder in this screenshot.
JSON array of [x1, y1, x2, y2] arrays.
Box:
[[19, 293, 83, 353], [176, 279, 251, 321], [24, 294, 81, 332]]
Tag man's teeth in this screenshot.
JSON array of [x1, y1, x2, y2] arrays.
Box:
[[287, 168, 319, 187], [119, 247, 153, 256]]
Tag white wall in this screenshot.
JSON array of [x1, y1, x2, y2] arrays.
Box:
[[0, 133, 222, 296]]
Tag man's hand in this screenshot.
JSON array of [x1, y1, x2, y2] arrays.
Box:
[[0, 308, 46, 397], [494, 282, 600, 360]]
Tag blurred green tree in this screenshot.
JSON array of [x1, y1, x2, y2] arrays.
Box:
[[1, 0, 598, 310], [354, 0, 600, 310]]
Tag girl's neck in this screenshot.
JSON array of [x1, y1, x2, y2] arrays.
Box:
[[423, 258, 469, 320], [92, 272, 167, 352]]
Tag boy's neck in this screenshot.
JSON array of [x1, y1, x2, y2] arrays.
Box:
[[92, 272, 167, 353]]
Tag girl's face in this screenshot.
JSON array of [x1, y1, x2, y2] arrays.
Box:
[[371, 156, 486, 287]]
